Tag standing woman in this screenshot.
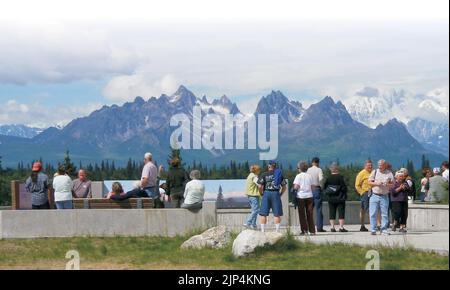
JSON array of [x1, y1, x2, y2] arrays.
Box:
[[244, 165, 261, 230], [390, 171, 409, 233], [166, 157, 189, 208], [53, 165, 74, 209], [324, 163, 348, 232], [293, 161, 315, 235], [25, 161, 50, 209], [419, 168, 431, 202]]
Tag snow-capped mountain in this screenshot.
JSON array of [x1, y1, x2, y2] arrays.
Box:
[[407, 118, 449, 156], [0, 124, 43, 138], [346, 87, 412, 127], [0, 85, 446, 167], [255, 90, 305, 123], [345, 86, 449, 152]]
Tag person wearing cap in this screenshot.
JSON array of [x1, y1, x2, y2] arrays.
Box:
[[25, 161, 50, 209], [72, 169, 92, 198], [53, 165, 74, 209], [306, 157, 326, 232], [257, 161, 286, 233]]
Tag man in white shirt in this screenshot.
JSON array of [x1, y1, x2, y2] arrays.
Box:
[[306, 157, 325, 232], [368, 159, 394, 236], [441, 161, 449, 182]]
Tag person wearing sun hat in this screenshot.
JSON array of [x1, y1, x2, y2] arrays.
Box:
[[25, 161, 50, 209], [257, 160, 286, 233]]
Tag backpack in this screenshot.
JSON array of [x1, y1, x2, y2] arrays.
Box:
[[290, 187, 299, 209]]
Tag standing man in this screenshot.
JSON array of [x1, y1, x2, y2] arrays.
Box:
[[72, 169, 92, 198], [355, 160, 372, 232], [307, 157, 326, 232], [368, 159, 394, 236], [258, 161, 286, 233]]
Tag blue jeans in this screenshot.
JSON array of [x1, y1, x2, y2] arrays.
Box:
[[419, 192, 426, 202], [55, 200, 73, 209], [245, 196, 260, 227], [369, 194, 389, 232], [313, 188, 323, 230]]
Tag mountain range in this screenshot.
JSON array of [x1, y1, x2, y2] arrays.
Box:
[[345, 86, 449, 155], [0, 85, 447, 167]]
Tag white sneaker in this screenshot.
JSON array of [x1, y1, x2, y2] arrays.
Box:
[[381, 230, 391, 236]]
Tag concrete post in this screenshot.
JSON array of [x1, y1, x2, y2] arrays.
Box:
[[201, 201, 217, 228]]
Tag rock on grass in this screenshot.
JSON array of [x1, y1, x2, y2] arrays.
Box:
[[181, 226, 232, 250], [232, 230, 284, 257]]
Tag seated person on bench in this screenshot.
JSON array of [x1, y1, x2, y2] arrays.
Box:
[[106, 182, 125, 199], [181, 170, 205, 210]]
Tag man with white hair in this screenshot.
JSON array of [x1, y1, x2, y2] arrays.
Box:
[[368, 159, 394, 236]]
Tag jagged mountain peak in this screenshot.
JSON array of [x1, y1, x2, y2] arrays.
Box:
[[255, 90, 304, 123]]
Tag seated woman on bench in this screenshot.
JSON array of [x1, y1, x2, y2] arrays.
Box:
[[106, 182, 125, 199], [181, 170, 205, 210]]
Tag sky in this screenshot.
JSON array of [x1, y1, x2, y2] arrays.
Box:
[[0, 0, 448, 127]]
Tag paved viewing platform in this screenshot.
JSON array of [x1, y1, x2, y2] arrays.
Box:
[[292, 224, 449, 255]]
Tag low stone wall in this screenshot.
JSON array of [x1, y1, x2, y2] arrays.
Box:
[[0, 199, 447, 239], [0, 201, 216, 239], [407, 204, 449, 232]]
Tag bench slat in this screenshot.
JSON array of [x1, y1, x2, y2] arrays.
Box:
[[73, 198, 154, 209]]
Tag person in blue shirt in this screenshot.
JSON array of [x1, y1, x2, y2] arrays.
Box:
[[257, 161, 286, 233]]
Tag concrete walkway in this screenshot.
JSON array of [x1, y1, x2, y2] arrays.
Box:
[[292, 225, 449, 255]]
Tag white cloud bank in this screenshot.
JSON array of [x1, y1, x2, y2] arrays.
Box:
[[0, 99, 101, 128]]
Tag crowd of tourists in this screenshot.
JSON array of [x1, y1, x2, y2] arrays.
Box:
[[24, 152, 449, 236], [244, 158, 449, 235], [25, 152, 205, 210]]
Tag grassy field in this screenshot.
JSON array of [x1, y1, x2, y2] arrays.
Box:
[[0, 234, 448, 270]]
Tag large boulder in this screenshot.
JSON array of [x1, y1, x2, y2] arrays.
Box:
[[181, 226, 232, 250], [232, 230, 284, 257]]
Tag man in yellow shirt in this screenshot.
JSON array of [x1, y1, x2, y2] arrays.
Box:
[[355, 160, 372, 232]]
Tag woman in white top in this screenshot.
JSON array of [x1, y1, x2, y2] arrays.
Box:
[[52, 165, 74, 209], [181, 170, 205, 210], [293, 161, 315, 235]]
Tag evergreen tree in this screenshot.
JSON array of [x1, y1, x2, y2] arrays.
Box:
[[63, 150, 77, 177]]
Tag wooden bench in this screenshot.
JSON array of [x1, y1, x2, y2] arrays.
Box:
[[73, 198, 154, 209]]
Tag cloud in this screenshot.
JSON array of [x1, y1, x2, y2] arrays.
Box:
[[102, 73, 179, 101], [0, 99, 101, 128], [356, 87, 379, 98], [0, 21, 140, 85]]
